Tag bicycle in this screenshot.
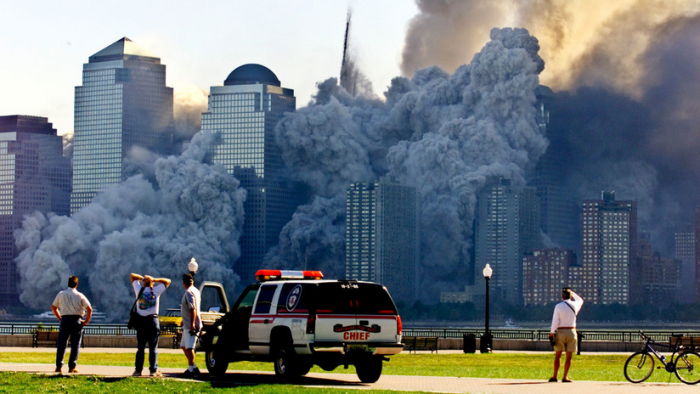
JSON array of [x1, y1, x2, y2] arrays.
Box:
[[624, 331, 700, 384]]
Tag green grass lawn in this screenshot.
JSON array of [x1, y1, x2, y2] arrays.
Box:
[[0, 372, 432, 394], [0, 351, 683, 383]]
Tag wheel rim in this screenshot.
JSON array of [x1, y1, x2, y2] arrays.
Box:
[[675, 352, 700, 384], [625, 352, 654, 383], [277, 350, 287, 374]]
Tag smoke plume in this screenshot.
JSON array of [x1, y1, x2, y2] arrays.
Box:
[[15, 131, 245, 319], [402, 0, 700, 253], [270, 28, 547, 299]]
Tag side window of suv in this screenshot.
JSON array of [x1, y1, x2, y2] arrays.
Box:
[[277, 283, 310, 313], [253, 285, 277, 314]]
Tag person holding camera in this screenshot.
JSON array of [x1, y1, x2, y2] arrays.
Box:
[[548, 287, 584, 383], [130, 273, 170, 377], [180, 273, 202, 378]]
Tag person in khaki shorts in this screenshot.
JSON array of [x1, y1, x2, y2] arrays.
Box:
[[548, 287, 584, 383]]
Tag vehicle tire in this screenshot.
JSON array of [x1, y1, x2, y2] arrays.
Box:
[[624, 351, 654, 383], [355, 356, 383, 383], [675, 351, 700, 384], [296, 357, 313, 376], [205, 347, 229, 377], [274, 346, 301, 379]]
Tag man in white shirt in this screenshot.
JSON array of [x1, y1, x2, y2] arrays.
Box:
[[548, 287, 584, 383], [180, 273, 202, 378], [51, 275, 92, 374], [130, 273, 171, 377]]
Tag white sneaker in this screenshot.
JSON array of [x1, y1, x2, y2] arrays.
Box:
[[150, 370, 163, 377]]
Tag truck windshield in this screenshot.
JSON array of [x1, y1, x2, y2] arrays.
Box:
[[314, 282, 397, 315]]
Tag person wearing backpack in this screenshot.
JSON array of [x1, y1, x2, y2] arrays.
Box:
[[548, 287, 584, 383], [130, 273, 171, 377]]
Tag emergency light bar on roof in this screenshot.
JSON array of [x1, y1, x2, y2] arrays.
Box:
[[255, 269, 324, 281]]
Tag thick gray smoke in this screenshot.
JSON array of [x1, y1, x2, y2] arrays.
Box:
[[546, 15, 700, 250], [15, 131, 245, 319], [269, 28, 547, 300], [402, 0, 700, 254]]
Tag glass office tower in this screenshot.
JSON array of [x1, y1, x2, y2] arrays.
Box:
[[71, 37, 173, 213], [202, 64, 296, 284], [0, 116, 71, 304]]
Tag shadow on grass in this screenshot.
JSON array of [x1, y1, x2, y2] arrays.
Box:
[[45, 374, 129, 383], [180, 371, 365, 388]]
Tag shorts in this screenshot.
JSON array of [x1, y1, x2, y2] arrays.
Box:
[[554, 328, 577, 353], [180, 329, 198, 349]]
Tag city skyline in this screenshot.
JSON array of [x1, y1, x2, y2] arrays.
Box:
[[4, 2, 700, 312], [1, 1, 417, 135]]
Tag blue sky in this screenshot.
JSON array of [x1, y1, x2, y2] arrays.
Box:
[[1, 0, 419, 134]]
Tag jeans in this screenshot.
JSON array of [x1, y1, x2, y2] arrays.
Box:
[[56, 315, 84, 370], [135, 315, 160, 373]]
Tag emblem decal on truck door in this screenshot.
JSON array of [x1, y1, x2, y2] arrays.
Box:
[[286, 284, 302, 311]]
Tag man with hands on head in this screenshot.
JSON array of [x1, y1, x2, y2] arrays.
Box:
[[548, 287, 584, 383], [130, 273, 171, 377]]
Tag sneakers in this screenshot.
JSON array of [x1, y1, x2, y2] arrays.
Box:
[[68, 368, 79, 374], [150, 370, 163, 377], [54, 366, 62, 374], [132, 370, 142, 377], [180, 367, 201, 378]]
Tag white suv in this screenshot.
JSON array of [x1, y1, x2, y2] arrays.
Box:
[[201, 269, 403, 383]]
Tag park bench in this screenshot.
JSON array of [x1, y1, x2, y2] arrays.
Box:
[[402, 336, 438, 354], [32, 330, 59, 348], [33, 330, 86, 348]]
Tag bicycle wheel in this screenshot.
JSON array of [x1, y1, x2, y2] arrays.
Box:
[[675, 351, 700, 384], [624, 351, 655, 383]]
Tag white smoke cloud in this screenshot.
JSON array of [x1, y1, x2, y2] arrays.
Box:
[[15, 131, 245, 319]]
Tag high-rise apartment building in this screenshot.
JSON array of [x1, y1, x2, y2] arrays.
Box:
[[71, 37, 174, 213], [578, 191, 638, 304], [695, 206, 700, 303], [345, 179, 419, 303], [674, 229, 695, 302], [522, 248, 575, 305], [474, 179, 541, 305], [0, 116, 71, 304], [639, 232, 680, 306], [201, 64, 297, 284]]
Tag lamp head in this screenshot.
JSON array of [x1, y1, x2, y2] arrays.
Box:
[[188, 257, 199, 274], [482, 264, 493, 279]]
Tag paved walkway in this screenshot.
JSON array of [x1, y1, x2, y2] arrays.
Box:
[[0, 348, 697, 393]]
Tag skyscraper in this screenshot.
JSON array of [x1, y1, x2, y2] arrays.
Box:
[[345, 179, 419, 303], [201, 64, 296, 284], [674, 229, 695, 303], [526, 86, 577, 250], [639, 232, 680, 306], [71, 37, 174, 213], [577, 191, 638, 304], [0, 116, 70, 304], [474, 179, 541, 305]]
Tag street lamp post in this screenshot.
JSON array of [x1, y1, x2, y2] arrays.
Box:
[[481, 264, 493, 353], [188, 257, 199, 284]]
